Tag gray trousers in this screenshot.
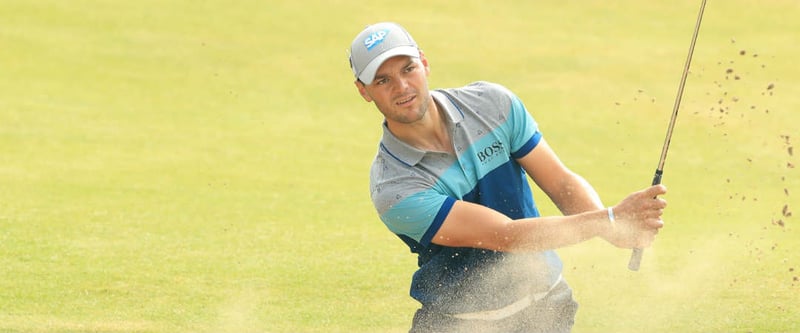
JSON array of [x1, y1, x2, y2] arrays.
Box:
[[409, 280, 578, 333]]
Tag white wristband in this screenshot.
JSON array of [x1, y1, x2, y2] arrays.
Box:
[[607, 207, 616, 225]]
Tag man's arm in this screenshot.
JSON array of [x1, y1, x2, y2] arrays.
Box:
[[432, 186, 665, 252], [518, 138, 603, 215], [520, 139, 668, 247], [430, 139, 667, 252], [433, 199, 612, 252]]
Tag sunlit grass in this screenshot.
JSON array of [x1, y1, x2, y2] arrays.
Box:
[[0, 0, 797, 332]]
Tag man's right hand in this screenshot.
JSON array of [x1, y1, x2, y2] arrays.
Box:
[[602, 185, 668, 249]]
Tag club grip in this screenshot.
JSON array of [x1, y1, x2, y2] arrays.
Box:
[[628, 169, 664, 271], [628, 248, 644, 271], [651, 170, 663, 186]]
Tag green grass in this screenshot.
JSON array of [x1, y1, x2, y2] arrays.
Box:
[[1, 0, 798, 332]]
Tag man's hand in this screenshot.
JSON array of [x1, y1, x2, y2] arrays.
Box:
[[601, 185, 668, 249]]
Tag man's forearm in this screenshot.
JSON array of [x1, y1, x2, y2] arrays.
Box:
[[549, 171, 604, 216], [504, 208, 612, 252]]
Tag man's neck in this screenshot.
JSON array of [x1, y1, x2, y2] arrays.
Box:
[[387, 99, 453, 154]]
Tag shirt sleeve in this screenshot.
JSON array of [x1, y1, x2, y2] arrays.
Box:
[[379, 190, 456, 247], [370, 156, 456, 247], [505, 91, 541, 159]]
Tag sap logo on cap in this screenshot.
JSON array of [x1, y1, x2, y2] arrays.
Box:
[[364, 28, 391, 51]]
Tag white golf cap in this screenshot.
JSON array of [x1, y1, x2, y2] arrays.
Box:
[[349, 22, 420, 85]]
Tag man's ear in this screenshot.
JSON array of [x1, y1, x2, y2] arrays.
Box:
[[419, 50, 431, 76], [354, 80, 373, 102]]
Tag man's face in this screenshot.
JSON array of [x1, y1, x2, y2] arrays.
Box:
[[356, 53, 432, 124]]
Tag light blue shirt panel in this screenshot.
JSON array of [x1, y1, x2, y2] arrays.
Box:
[[380, 189, 448, 242]]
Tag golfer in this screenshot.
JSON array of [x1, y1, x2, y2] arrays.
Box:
[[349, 22, 667, 333]]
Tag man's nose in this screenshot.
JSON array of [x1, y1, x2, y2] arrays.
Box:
[[394, 76, 409, 92]]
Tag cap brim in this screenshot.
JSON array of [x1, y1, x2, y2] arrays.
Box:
[[357, 46, 420, 85]]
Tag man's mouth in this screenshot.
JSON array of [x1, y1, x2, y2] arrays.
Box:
[[396, 95, 415, 106]]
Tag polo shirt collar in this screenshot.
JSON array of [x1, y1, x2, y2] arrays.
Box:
[[380, 90, 464, 166]]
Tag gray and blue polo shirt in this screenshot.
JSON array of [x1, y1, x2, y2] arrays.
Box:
[[370, 81, 564, 314]]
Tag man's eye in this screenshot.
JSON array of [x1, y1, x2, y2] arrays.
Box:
[[405, 66, 416, 73], [376, 78, 388, 85]]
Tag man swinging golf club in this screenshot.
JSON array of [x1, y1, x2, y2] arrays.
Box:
[[349, 22, 667, 332]]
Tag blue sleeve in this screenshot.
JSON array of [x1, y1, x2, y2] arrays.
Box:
[[379, 190, 456, 247], [507, 94, 542, 159]]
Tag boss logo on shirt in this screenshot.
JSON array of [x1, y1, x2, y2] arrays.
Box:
[[477, 141, 505, 163]]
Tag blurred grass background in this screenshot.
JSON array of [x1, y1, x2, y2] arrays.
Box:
[[1, 0, 797, 332]]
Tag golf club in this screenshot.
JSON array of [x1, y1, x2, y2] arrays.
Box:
[[628, 0, 707, 271]]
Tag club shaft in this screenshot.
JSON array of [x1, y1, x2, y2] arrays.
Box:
[[628, 0, 706, 271]]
